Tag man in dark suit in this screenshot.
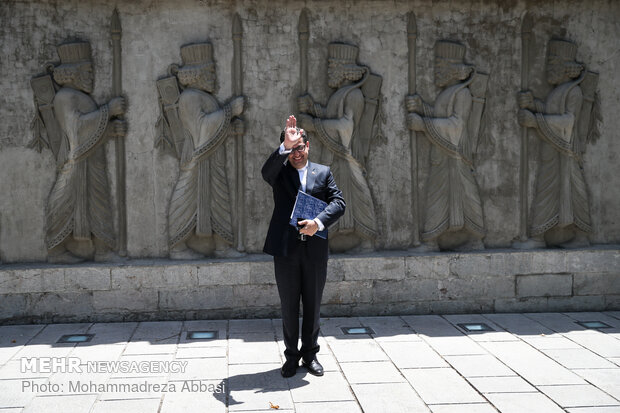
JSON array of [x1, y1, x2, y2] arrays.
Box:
[[262, 115, 346, 377]]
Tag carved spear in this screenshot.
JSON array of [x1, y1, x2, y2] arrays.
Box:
[[111, 8, 127, 256], [518, 13, 533, 242], [232, 13, 245, 252], [407, 12, 421, 247], [298, 9, 309, 96]]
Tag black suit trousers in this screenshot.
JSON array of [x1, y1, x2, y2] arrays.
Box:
[[274, 238, 328, 362]]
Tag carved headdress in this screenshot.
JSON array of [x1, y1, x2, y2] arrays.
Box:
[[57, 42, 92, 66], [180, 42, 214, 65], [548, 39, 577, 62], [328, 43, 359, 64], [435, 40, 466, 63]]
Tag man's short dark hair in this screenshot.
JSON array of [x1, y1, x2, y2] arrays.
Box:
[[280, 127, 308, 143]]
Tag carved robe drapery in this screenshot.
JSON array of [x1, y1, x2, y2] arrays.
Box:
[[168, 88, 234, 247], [311, 85, 377, 240], [421, 82, 485, 241], [530, 80, 592, 236], [46, 88, 115, 249]]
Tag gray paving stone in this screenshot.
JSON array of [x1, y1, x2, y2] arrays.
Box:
[[481, 341, 586, 385], [538, 384, 620, 408], [25, 323, 91, 345], [401, 368, 485, 404], [351, 382, 430, 413], [467, 376, 537, 393], [79, 322, 137, 345], [0, 325, 45, 347], [327, 338, 389, 362], [294, 401, 362, 413], [174, 346, 226, 359], [445, 354, 516, 377], [486, 392, 565, 413], [573, 369, 620, 400], [340, 361, 405, 384], [22, 394, 98, 413], [0, 378, 46, 408], [130, 321, 183, 342], [160, 385, 226, 413], [110, 354, 175, 378], [563, 332, 620, 358], [0, 360, 53, 380], [90, 398, 162, 413], [168, 357, 227, 380], [320, 317, 363, 337], [379, 341, 448, 368], [178, 320, 228, 348], [541, 348, 617, 369], [288, 371, 355, 402], [229, 319, 274, 334], [69, 343, 125, 363], [566, 407, 620, 412], [123, 341, 178, 356], [444, 314, 517, 342], [484, 313, 554, 336], [402, 315, 486, 355], [429, 404, 499, 413], [358, 316, 421, 342], [227, 363, 292, 411], [0, 347, 22, 367], [228, 339, 280, 364], [520, 335, 584, 350]]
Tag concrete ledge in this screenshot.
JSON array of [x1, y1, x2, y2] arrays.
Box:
[[0, 247, 618, 324]]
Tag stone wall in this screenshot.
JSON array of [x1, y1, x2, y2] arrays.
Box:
[[1, 248, 618, 324], [1, 0, 620, 262]]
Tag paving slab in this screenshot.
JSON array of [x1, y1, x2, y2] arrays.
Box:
[[467, 376, 537, 394], [538, 384, 620, 408], [22, 394, 98, 413], [541, 348, 618, 369], [351, 382, 429, 413], [429, 403, 499, 413], [327, 338, 389, 362], [379, 341, 448, 368], [90, 398, 162, 413], [358, 316, 421, 342], [288, 371, 355, 403], [486, 392, 565, 413], [401, 368, 485, 404], [444, 314, 517, 342], [339, 361, 405, 384], [294, 400, 362, 413], [444, 354, 516, 377], [0, 378, 46, 409], [573, 369, 620, 400], [227, 363, 293, 411]]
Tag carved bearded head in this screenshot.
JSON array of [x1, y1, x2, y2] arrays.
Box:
[[176, 43, 216, 93], [545, 39, 584, 86], [433, 41, 473, 88], [53, 42, 94, 94], [327, 43, 365, 89]]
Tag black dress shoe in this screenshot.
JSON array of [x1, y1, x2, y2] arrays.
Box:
[[302, 358, 324, 376], [281, 359, 298, 378]]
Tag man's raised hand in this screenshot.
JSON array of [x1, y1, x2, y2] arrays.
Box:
[[284, 115, 304, 150]]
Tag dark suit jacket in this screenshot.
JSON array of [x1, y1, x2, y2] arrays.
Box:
[[262, 149, 345, 257]]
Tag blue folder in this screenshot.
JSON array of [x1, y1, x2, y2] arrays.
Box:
[[289, 190, 328, 239]]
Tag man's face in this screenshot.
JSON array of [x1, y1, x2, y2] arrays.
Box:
[[327, 60, 345, 89], [434, 60, 453, 88], [76, 62, 94, 93], [288, 140, 309, 169], [546, 56, 566, 85]]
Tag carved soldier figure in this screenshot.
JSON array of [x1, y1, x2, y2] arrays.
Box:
[[517, 39, 599, 248], [156, 42, 245, 259], [297, 43, 381, 252], [407, 41, 487, 251], [30, 41, 126, 263]]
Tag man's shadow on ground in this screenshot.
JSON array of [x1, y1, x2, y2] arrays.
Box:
[[213, 366, 314, 408]]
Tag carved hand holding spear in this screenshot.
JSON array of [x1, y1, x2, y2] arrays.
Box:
[[232, 13, 245, 252], [406, 12, 421, 247], [111, 9, 127, 256], [518, 13, 533, 243]]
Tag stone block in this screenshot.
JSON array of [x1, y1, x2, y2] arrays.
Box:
[[438, 274, 515, 300], [198, 262, 250, 286], [341, 256, 406, 281], [547, 296, 606, 312], [566, 250, 620, 273], [323, 280, 373, 305], [93, 289, 158, 312], [574, 272, 620, 296], [232, 284, 279, 307], [64, 267, 111, 291], [111, 265, 197, 289], [0, 268, 65, 294], [517, 274, 573, 298], [372, 278, 439, 302], [158, 286, 234, 311], [494, 297, 549, 313], [427, 299, 494, 314], [605, 295, 620, 310], [0, 294, 27, 320], [28, 291, 94, 317], [249, 261, 275, 284], [326, 259, 345, 282], [405, 254, 451, 278], [450, 250, 568, 277]]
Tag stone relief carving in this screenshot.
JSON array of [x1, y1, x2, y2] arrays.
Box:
[[516, 38, 600, 248], [155, 42, 245, 259], [297, 41, 382, 253], [406, 40, 488, 251], [29, 41, 127, 263]]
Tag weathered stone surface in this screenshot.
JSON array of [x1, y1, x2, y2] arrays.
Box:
[[574, 273, 620, 296], [517, 274, 573, 298], [323, 280, 373, 305], [64, 267, 111, 291], [232, 284, 278, 307], [198, 262, 250, 286], [341, 257, 406, 281], [159, 287, 234, 311], [0, 269, 64, 294], [93, 289, 157, 312], [112, 265, 197, 289]]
